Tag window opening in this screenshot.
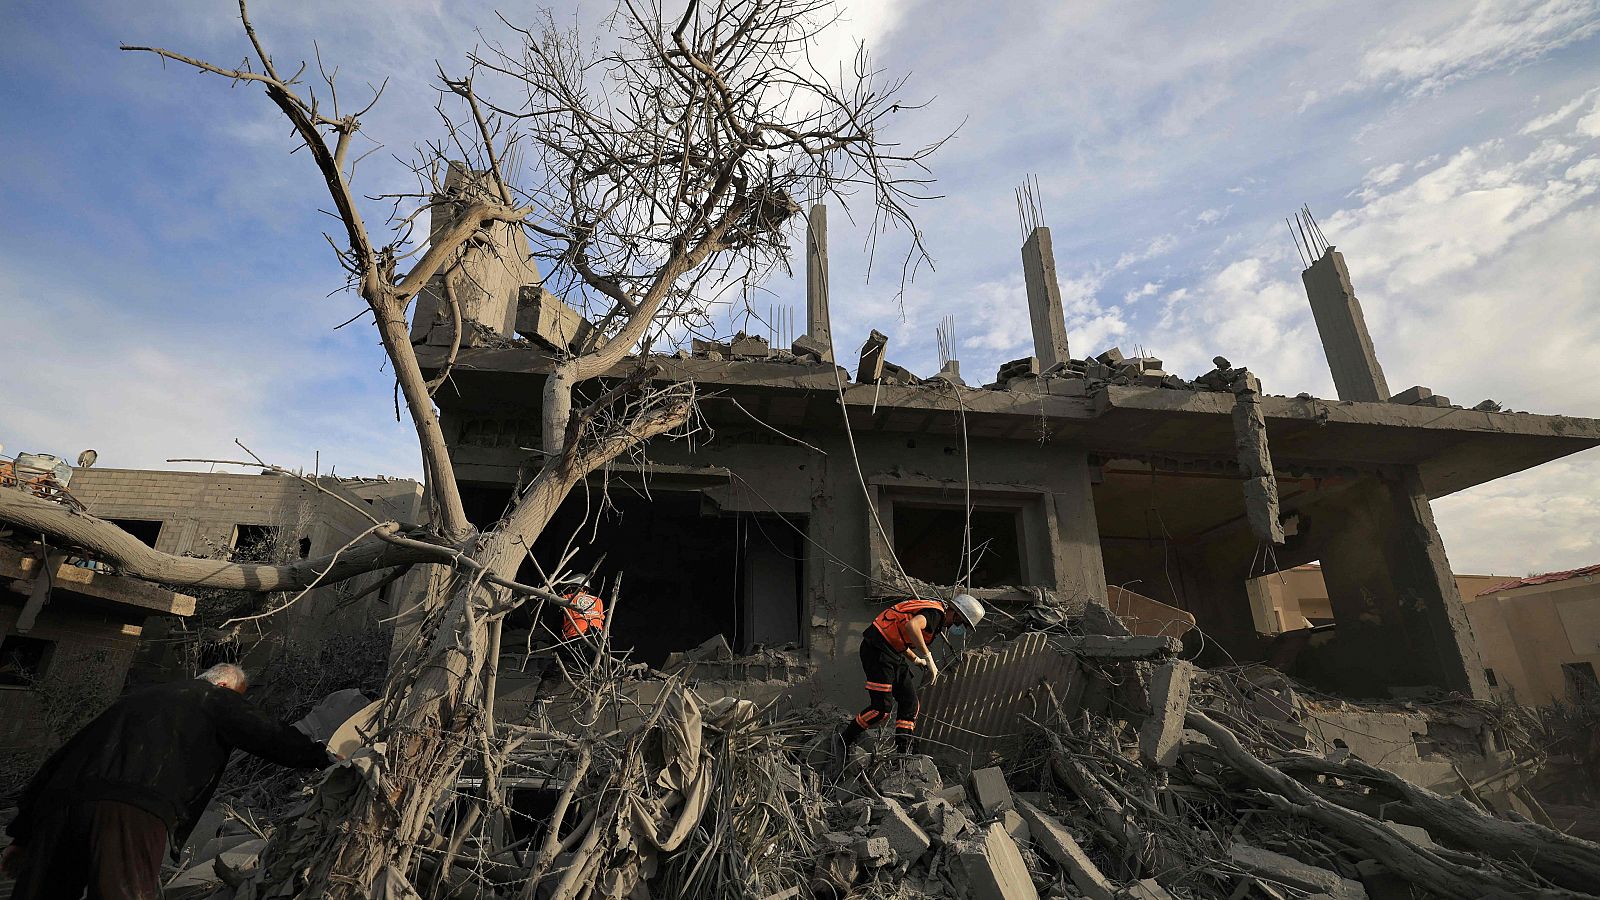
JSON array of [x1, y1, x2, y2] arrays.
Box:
[[231, 524, 280, 562], [892, 503, 1023, 588], [1562, 662, 1597, 702], [110, 519, 163, 549], [0, 635, 55, 687]]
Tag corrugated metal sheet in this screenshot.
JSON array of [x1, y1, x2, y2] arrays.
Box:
[[916, 632, 1078, 765]]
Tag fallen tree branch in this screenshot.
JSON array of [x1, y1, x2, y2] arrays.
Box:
[[1184, 712, 1589, 900], [1273, 755, 1600, 893]]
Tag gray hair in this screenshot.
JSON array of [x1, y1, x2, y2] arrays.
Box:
[[198, 662, 249, 691]]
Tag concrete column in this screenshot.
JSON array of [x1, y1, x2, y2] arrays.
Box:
[[1022, 227, 1071, 369], [413, 162, 535, 341], [1049, 448, 1107, 603], [1305, 469, 1488, 698], [805, 203, 832, 355], [1301, 248, 1390, 403]]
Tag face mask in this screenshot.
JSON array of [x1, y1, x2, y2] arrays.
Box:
[[949, 624, 968, 639]]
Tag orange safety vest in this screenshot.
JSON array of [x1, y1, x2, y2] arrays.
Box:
[[561, 592, 605, 639], [871, 599, 946, 653]]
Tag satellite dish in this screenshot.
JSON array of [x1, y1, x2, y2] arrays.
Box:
[[77, 449, 98, 468]]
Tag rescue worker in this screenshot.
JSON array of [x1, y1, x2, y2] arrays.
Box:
[[834, 593, 985, 759], [555, 574, 606, 671]]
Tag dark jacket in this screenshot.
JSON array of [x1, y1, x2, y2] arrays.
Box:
[[5, 679, 331, 848]]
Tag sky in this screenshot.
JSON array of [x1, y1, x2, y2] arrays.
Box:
[[1, 0, 1597, 576]]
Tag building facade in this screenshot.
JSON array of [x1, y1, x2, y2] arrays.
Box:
[[402, 189, 1600, 710]]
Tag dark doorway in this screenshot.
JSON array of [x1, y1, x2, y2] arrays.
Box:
[[463, 483, 804, 666]]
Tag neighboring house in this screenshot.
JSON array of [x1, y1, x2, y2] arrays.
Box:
[[62, 468, 425, 681], [0, 542, 195, 758], [1248, 562, 1600, 707], [1468, 565, 1600, 706]]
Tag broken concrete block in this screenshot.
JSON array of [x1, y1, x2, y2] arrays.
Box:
[[880, 360, 919, 384], [998, 356, 1041, 381], [1138, 660, 1195, 768], [968, 767, 1014, 817], [515, 285, 591, 350], [1390, 385, 1433, 405], [878, 754, 943, 799], [931, 359, 966, 386], [875, 798, 932, 866], [1081, 600, 1131, 637], [857, 329, 888, 383], [955, 823, 1041, 900], [1014, 799, 1114, 900], [1000, 808, 1031, 846], [1050, 634, 1181, 660], [791, 333, 834, 362], [854, 835, 891, 864], [1228, 844, 1367, 899], [909, 797, 973, 845], [1096, 347, 1124, 365], [730, 332, 772, 359]]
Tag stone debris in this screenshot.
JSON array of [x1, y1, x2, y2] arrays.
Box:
[[969, 766, 1015, 817], [135, 608, 1600, 900], [1137, 660, 1193, 767], [875, 797, 933, 867], [954, 822, 1040, 900]]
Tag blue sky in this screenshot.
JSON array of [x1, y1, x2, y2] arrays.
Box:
[[2, 0, 1598, 575]]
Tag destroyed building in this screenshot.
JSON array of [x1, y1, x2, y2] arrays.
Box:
[[405, 188, 1600, 711], [0, 542, 195, 763], [63, 467, 424, 683]]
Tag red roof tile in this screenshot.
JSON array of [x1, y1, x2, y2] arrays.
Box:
[[1477, 563, 1600, 597]]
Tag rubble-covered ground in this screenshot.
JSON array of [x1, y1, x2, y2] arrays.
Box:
[[10, 601, 1600, 900]]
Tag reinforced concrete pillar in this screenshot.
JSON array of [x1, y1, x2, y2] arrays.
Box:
[[1049, 448, 1107, 604], [1306, 468, 1488, 698], [1301, 248, 1390, 402], [1022, 227, 1071, 370], [804, 203, 832, 357]]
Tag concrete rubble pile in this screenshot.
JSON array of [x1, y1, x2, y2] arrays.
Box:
[[154, 603, 1600, 900]]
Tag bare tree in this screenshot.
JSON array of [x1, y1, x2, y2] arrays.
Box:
[[0, 0, 938, 893]]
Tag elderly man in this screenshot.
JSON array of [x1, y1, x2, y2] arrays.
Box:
[[0, 663, 334, 900]]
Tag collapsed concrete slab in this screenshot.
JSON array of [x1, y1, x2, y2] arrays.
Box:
[[1014, 798, 1114, 900], [953, 823, 1040, 900]]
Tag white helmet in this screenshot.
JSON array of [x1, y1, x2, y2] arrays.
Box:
[[950, 593, 985, 629]]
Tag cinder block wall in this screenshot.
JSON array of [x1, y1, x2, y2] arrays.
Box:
[[68, 469, 419, 679]]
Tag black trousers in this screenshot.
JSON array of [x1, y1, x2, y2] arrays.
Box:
[[843, 635, 921, 750], [10, 799, 168, 900]]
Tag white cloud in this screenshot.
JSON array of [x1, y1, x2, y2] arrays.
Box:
[[0, 257, 421, 479], [1521, 86, 1600, 133], [1434, 456, 1600, 575], [1357, 0, 1600, 95]]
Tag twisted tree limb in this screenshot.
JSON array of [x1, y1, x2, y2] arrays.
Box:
[[1274, 755, 1600, 894], [1185, 713, 1591, 900]]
